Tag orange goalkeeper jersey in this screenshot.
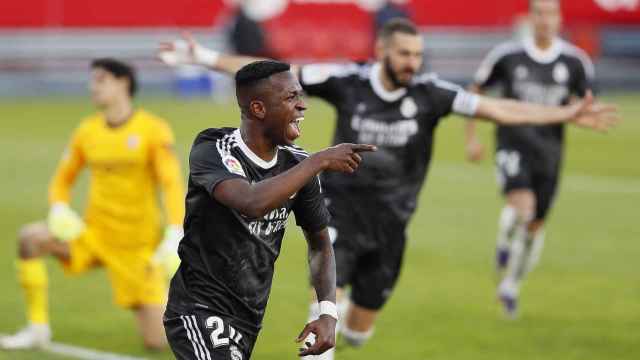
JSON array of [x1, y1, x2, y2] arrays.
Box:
[[48, 109, 185, 248]]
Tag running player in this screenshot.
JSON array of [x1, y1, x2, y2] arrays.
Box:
[[0, 58, 185, 350], [162, 60, 376, 359], [465, 0, 596, 317], [158, 19, 616, 358]]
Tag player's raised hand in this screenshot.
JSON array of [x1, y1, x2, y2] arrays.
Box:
[[312, 143, 377, 173], [568, 90, 620, 132], [157, 32, 219, 68], [296, 315, 337, 357]]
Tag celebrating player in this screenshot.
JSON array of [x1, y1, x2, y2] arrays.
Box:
[[158, 19, 617, 358], [464, 0, 599, 317], [0, 58, 185, 350], [162, 60, 375, 359]]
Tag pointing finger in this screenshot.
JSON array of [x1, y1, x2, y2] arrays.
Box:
[[351, 144, 377, 153]]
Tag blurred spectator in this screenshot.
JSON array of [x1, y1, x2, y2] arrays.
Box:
[[226, 0, 286, 57], [228, 7, 269, 57]]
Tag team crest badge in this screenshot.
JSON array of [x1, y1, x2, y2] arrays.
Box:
[[400, 97, 418, 118], [127, 135, 140, 149], [223, 155, 246, 177], [514, 65, 528, 80], [230, 345, 243, 360], [553, 62, 569, 84]]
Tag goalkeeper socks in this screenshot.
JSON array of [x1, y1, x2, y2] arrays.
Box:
[[17, 259, 49, 325]]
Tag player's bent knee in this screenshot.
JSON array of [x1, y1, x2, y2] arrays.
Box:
[[18, 223, 50, 259], [341, 326, 373, 348]]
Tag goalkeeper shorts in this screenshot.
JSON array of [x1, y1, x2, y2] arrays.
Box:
[[60, 226, 167, 308]]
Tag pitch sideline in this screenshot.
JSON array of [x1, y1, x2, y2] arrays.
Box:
[[0, 333, 148, 360]]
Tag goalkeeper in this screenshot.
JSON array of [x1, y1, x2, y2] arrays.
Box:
[[0, 58, 185, 351]]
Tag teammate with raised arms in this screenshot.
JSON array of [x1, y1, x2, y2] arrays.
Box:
[[465, 0, 600, 317]]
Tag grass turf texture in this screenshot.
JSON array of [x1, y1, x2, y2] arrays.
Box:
[[0, 94, 638, 360]]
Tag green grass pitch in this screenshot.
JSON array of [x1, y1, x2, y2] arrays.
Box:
[[0, 94, 638, 360]]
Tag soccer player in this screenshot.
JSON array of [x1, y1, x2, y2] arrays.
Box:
[[162, 60, 376, 359], [0, 59, 185, 350], [464, 0, 597, 317], [158, 19, 616, 358]]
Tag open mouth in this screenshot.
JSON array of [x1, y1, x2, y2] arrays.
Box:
[[288, 117, 304, 139]]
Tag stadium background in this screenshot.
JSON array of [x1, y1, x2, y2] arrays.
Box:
[[1, 0, 639, 359]]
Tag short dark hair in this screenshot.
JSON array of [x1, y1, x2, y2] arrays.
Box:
[[378, 18, 419, 40], [235, 60, 291, 88], [91, 58, 138, 97]]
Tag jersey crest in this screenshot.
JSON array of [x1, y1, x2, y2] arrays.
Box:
[[553, 62, 569, 84], [400, 97, 418, 118], [127, 135, 140, 149], [514, 65, 529, 80]]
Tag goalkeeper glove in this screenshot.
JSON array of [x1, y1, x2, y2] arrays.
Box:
[[152, 225, 183, 278], [47, 203, 85, 241], [158, 33, 219, 68]]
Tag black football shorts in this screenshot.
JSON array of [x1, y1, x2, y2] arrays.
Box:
[[495, 147, 561, 220], [164, 308, 255, 360], [324, 185, 408, 310]]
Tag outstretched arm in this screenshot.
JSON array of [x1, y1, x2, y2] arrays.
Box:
[[212, 144, 375, 218], [296, 228, 337, 357], [158, 32, 299, 75], [474, 90, 618, 131]]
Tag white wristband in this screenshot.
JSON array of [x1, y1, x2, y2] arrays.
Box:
[[319, 301, 338, 320], [193, 45, 220, 68]]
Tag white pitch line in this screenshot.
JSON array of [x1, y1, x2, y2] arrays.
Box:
[[0, 334, 148, 360]]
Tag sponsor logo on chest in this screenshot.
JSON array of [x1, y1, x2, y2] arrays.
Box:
[[350, 97, 419, 147], [247, 206, 290, 237], [512, 64, 569, 106]]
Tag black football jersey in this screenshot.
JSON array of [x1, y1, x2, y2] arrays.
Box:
[[299, 62, 478, 220], [474, 36, 594, 167], [167, 127, 330, 336]]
